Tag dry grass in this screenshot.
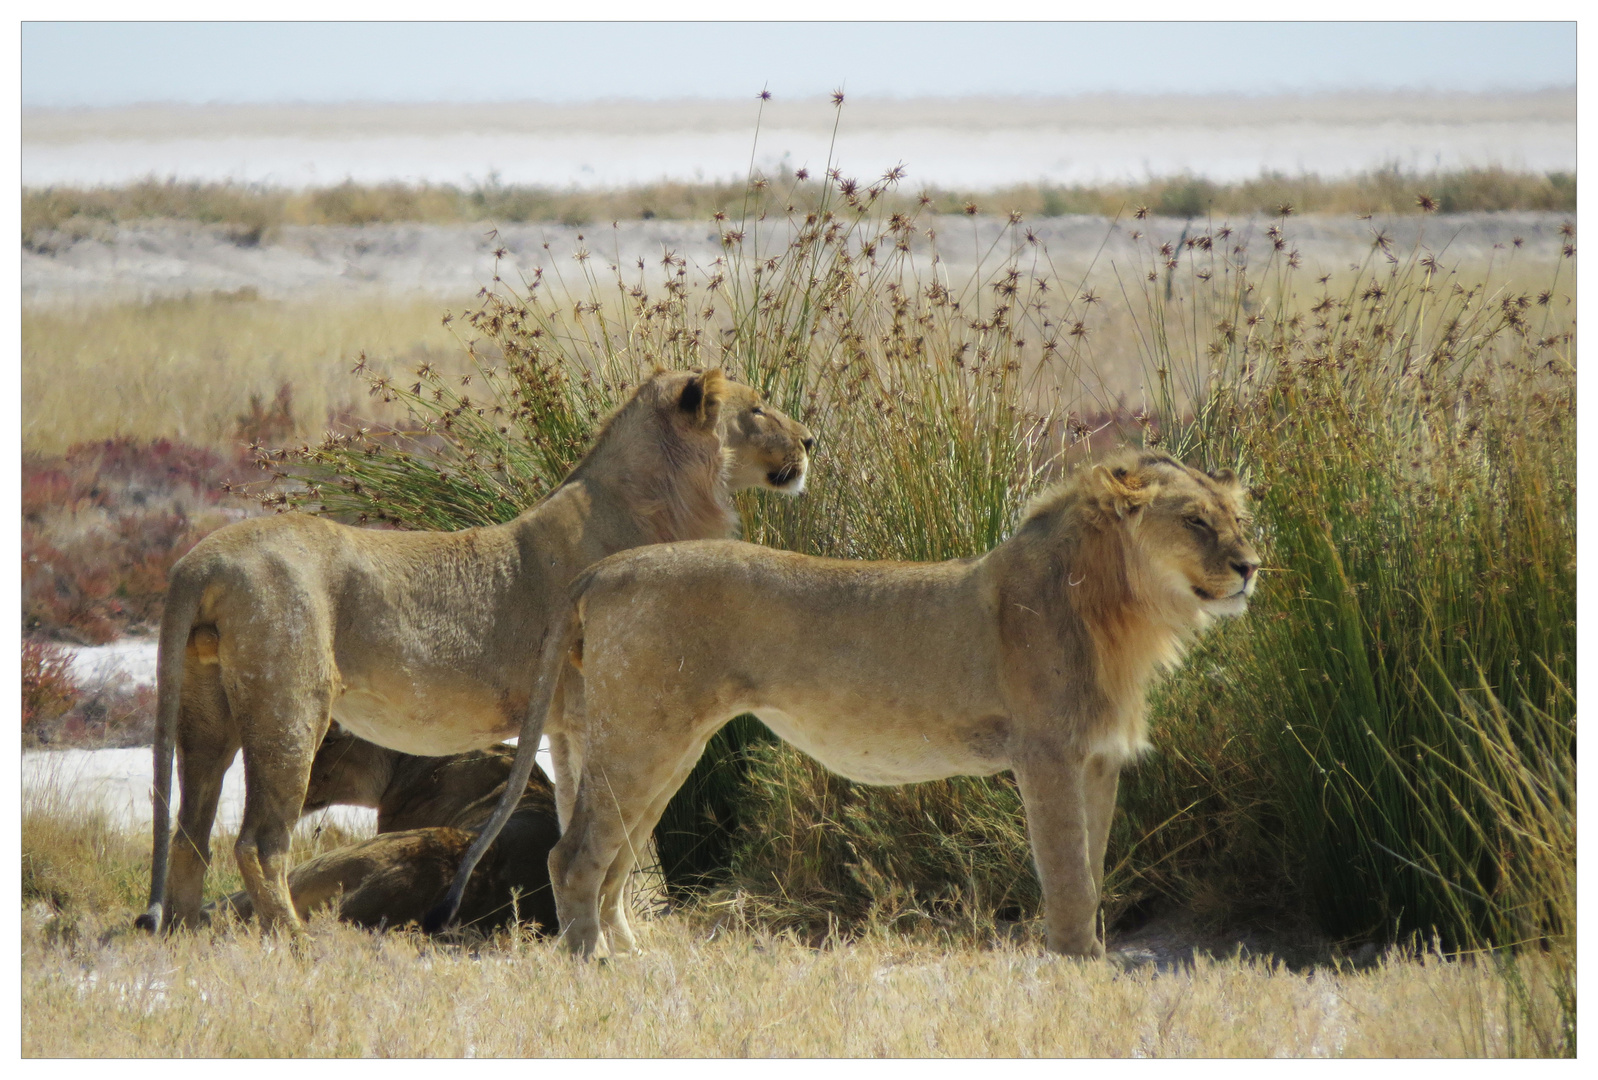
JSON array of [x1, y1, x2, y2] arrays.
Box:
[[22, 796, 1554, 1058], [21, 294, 468, 454], [24, 761, 1569, 1058], [24, 911, 1541, 1057], [21, 781, 366, 928]]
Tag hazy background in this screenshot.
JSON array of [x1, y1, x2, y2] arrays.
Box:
[[21, 21, 1578, 105], [21, 21, 1579, 193], [20, 22, 1578, 316]]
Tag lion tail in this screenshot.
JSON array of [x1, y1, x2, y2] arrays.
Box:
[[134, 561, 206, 933], [423, 599, 583, 934]]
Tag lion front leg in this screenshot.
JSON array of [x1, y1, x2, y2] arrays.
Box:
[[1084, 753, 1122, 902], [1013, 745, 1105, 959]]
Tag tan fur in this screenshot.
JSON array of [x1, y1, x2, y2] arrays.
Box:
[[211, 730, 565, 933], [139, 369, 812, 934], [524, 450, 1257, 958]]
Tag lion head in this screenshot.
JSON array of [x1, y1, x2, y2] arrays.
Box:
[[300, 723, 394, 815], [582, 369, 812, 543], [718, 379, 814, 495], [618, 368, 812, 495], [1087, 450, 1260, 626]]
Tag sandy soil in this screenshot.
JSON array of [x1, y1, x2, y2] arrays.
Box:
[[22, 92, 1575, 189], [23, 738, 553, 834], [23, 210, 1573, 306]]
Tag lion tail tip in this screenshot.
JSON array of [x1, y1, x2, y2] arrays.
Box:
[[134, 906, 161, 934]]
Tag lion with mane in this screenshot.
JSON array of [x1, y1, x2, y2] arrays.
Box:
[[434, 449, 1257, 958], [139, 368, 812, 934]]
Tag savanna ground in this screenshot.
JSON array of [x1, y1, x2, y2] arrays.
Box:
[[21, 138, 1576, 1055], [20, 790, 1558, 1057]]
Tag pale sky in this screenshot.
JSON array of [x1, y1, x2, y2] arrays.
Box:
[[21, 22, 1577, 108]]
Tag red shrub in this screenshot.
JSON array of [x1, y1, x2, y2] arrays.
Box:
[[236, 383, 297, 448], [21, 466, 76, 519], [21, 640, 79, 727], [63, 436, 233, 506], [22, 639, 156, 748], [23, 536, 124, 644], [21, 437, 258, 642]]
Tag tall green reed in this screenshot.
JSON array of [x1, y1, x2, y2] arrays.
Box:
[[1124, 209, 1574, 1048]]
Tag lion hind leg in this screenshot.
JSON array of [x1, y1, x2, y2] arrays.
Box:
[[595, 734, 711, 953], [166, 661, 238, 929], [548, 796, 614, 957], [548, 730, 582, 831], [233, 681, 333, 935], [551, 754, 681, 957]]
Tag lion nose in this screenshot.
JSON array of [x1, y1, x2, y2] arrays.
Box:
[[802, 436, 816, 453], [1231, 559, 1258, 582]]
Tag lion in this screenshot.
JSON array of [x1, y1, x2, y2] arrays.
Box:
[[209, 729, 566, 933], [138, 368, 812, 934], [432, 449, 1257, 958]]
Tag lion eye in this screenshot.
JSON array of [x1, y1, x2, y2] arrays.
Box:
[[1185, 515, 1211, 531], [750, 407, 765, 417]]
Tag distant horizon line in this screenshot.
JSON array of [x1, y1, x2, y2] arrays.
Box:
[[22, 85, 1578, 113]]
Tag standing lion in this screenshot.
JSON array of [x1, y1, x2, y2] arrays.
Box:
[[139, 368, 812, 935], [435, 450, 1257, 958]]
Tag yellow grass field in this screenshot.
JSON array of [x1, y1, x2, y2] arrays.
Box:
[[21, 253, 1559, 459], [20, 793, 1564, 1058], [23, 913, 1531, 1058], [21, 294, 470, 454]]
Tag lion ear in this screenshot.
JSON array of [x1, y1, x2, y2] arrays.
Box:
[[1094, 463, 1157, 519], [1207, 467, 1248, 501], [677, 369, 727, 428]]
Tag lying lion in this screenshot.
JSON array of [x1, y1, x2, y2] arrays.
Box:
[[140, 368, 812, 934], [435, 449, 1258, 958], [211, 729, 566, 933]]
